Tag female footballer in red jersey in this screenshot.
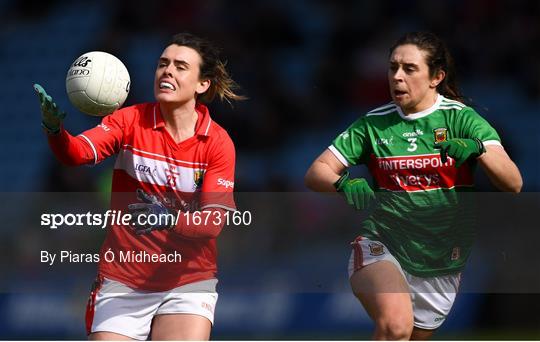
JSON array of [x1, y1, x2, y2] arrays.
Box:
[[35, 33, 244, 340], [305, 32, 522, 340]]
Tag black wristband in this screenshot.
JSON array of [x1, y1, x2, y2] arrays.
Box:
[[473, 138, 486, 155], [333, 170, 350, 191]]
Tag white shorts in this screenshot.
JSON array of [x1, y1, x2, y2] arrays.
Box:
[[86, 276, 218, 340], [348, 237, 461, 330]]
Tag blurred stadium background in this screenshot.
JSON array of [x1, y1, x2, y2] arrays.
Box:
[[0, 0, 539, 339]]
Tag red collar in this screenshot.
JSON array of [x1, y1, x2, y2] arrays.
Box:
[[153, 103, 212, 136]]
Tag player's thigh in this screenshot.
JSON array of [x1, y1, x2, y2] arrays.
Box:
[[150, 285, 217, 340], [150, 313, 211, 340], [407, 272, 461, 332], [87, 276, 162, 340], [88, 331, 134, 340], [350, 260, 413, 322], [410, 326, 435, 340]]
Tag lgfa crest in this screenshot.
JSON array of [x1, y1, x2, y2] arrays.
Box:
[[433, 127, 448, 144]]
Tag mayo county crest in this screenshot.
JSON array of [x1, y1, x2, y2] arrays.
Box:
[[368, 242, 385, 256], [451, 247, 460, 261], [433, 127, 448, 143]]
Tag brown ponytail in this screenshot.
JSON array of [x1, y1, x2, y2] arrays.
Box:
[[169, 33, 246, 105]]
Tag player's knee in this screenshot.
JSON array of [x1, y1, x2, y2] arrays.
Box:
[[375, 316, 413, 340]]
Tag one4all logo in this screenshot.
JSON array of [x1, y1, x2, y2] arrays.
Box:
[[402, 129, 424, 152]]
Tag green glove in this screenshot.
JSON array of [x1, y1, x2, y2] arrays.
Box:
[[436, 138, 485, 167], [334, 171, 375, 210], [33, 83, 66, 134]]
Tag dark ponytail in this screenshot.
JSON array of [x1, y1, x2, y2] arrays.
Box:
[[169, 33, 246, 105], [390, 32, 464, 103]]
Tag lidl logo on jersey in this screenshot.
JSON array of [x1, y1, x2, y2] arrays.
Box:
[[433, 127, 448, 143]]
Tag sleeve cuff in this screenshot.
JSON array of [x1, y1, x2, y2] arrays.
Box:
[[78, 134, 98, 165], [328, 145, 351, 167], [200, 204, 237, 212], [483, 140, 503, 148]]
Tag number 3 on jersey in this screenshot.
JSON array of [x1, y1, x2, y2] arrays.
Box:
[[407, 137, 418, 152]]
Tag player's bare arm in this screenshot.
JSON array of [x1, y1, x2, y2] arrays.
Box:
[[305, 149, 345, 192], [477, 145, 522, 192]]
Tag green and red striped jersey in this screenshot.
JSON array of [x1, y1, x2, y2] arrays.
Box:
[[330, 95, 501, 276]]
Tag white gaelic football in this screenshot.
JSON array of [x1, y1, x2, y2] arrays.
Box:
[[66, 51, 130, 116]]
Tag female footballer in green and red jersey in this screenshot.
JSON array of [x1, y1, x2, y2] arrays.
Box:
[[305, 32, 522, 340]]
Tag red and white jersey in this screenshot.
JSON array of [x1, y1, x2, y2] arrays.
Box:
[[49, 102, 235, 291]]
